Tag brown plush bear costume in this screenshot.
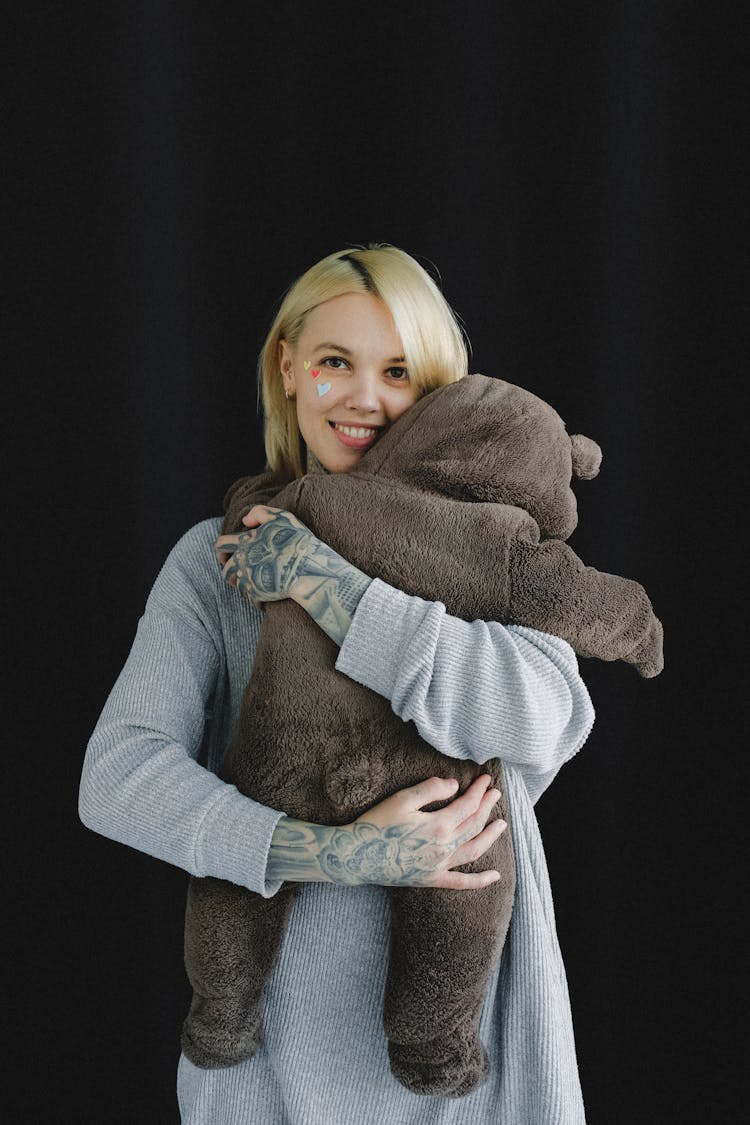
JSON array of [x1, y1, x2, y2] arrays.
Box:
[[181, 374, 663, 1097]]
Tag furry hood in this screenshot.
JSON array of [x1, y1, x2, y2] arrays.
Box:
[[358, 373, 601, 540]]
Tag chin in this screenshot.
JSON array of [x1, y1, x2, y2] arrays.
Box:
[[326, 453, 363, 474]]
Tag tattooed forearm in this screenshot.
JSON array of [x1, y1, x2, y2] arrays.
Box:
[[266, 817, 467, 886], [221, 509, 372, 645], [291, 540, 372, 646]]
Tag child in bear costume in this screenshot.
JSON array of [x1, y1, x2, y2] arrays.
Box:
[[181, 373, 663, 1097]]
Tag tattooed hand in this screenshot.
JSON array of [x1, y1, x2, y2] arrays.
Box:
[[267, 775, 507, 891], [215, 507, 313, 604], [215, 506, 372, 645]]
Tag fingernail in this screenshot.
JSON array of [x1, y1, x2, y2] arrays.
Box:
[[490, 788, 501, 801], [496, 819, 507, 831]]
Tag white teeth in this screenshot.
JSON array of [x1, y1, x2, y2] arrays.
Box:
[[333, 424, 378, 439]]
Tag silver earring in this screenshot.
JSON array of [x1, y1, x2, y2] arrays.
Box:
[[285, 389, 289, 399]]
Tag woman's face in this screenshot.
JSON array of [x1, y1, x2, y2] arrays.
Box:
[[279, 292, 420, 473]]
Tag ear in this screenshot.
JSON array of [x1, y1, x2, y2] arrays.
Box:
[[278, 339, 296, 396], [570, 433, 602, 479]]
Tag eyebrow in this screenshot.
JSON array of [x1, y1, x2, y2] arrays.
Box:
[[313, 342, 406, 363]]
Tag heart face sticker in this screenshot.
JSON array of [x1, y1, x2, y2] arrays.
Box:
[[303, 359, 312, 370], [317, 382, 332, 396], [311, 369, 321, 378]]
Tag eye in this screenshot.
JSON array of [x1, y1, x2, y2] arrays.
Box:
[[387, 366, 409, 381], [321, 356, 349, 370]]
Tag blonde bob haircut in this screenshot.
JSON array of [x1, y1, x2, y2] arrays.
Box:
[[259, 243, 470, 477]]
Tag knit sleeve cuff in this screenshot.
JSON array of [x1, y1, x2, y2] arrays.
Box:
[[335, 577, 442, 702], [193, 786, 287, 898]]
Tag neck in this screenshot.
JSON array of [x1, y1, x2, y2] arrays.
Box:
[[305, 448, 329, 476]]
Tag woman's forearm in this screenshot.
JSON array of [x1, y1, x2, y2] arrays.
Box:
[[267, 817, 423, 885], [293, 558, 595, 791], [219, 508, 372, 647], [335, 579, 596, 787], [290, 542, 372, 646], [266, 775, 505, 889]]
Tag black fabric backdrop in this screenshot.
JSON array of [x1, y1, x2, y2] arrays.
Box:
[[6, 3, 746, 1121]]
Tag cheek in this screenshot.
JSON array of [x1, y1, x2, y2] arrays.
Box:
[[304, 364, 332, 400], [295, 386, 332, 440], [389, 388, 420, 421]]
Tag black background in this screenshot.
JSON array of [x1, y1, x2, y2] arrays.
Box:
[[6, 2, 746, 1122]]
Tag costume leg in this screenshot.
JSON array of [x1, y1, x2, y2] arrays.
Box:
[[383, 831, 515, 1097], [181, 875, 300, 1068]]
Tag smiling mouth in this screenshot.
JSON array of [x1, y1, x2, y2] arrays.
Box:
[[329, 422, 383, 438], [328, 421, 384, 449]]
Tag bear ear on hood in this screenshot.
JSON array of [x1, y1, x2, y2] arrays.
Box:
[[570, 434, 602, 480]]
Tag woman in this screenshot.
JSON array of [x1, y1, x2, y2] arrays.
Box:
[[80, 244, 595, 1123]]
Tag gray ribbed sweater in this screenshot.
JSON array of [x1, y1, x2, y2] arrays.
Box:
[[79, 518, 595, 1124]]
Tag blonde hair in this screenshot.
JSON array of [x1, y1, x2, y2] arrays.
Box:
[[258, 243, 471, 476]]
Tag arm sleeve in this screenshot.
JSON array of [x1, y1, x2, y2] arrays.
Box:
[[335, 577, 596, 805], [78, 524, 285, 897]]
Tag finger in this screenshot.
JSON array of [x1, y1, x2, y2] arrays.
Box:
[[214, 534, 240, 558], [438, 774, 494, 827], [449, 818, 507, 868], [404, 776, 460, 812], [452, 786, 501, 841], [222, 559, 240, 587], [242, 504, 282, 528], [431, 867, 501, 891]]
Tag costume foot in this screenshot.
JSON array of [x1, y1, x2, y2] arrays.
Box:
[[388, 1032, 490, 1098], [180, 1002, 261, 1069]]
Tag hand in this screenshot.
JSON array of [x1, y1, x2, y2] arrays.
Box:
[[216, 505, 372, 643], [266, 775, 506, 890], [344, 774, 506, 890], [214, 506, 316, 604]]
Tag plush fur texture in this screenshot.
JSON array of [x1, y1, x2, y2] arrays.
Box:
[[181, 374, 663, 1096]]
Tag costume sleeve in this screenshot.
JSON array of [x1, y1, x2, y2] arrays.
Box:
[[508, 538, 663, 678], [335, 578, 595, 805], [78, 522, 285, 897]]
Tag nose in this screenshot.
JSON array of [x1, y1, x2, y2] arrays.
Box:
[[343, 369, 381, 414]]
